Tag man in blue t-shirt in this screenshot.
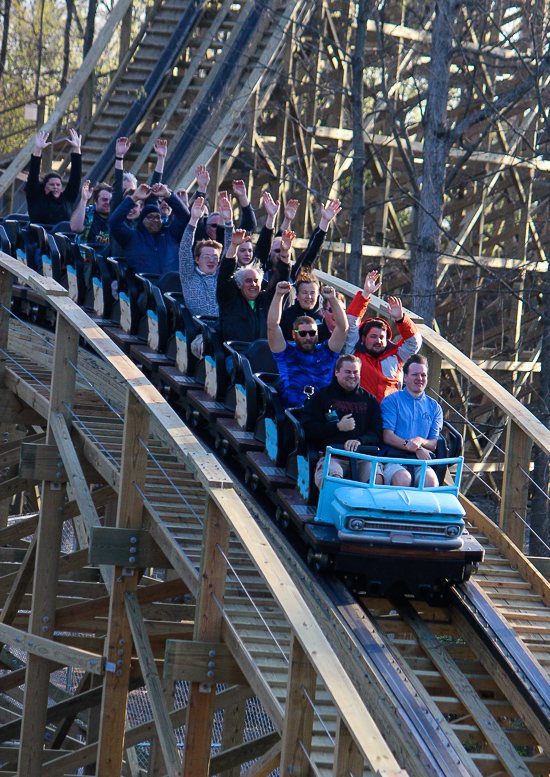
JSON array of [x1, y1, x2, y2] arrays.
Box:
[[380, 354, 443, 487], [267, 280, 348, 407]]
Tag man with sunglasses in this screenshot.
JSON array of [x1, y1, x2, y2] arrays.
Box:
[[267, 280, 348, 408]]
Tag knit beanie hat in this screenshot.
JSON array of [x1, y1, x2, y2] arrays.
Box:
[[140, 204, 161, 220]]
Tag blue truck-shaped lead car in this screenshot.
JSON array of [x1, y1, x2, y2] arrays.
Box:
[[303, 448, 484, 600]]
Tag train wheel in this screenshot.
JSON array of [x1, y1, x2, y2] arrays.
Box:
[[307, 549, 329, 573]]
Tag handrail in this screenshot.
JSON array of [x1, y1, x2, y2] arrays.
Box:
[[315, 268, 548, 551], [0, 252, 405, 776]]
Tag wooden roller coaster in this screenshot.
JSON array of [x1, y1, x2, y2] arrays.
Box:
[[0, 0, 550, 774]]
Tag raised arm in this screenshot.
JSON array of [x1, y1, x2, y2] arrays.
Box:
[[27, 132, 50, 199], [150, 138, 167, 185], [325, 286, 348, 354], [267, 281, 290, 354], [232, 180, 256, 233], [217, 191, 234, 256], [263, 192, 280, 231], [109, 183, 151, 248], [385, 296, 423, 356], [279, 199, 299, 234], [70, 180, 93, 234], [179, 196, 205, 284], [64, 129, 82, 203], [291, 198, 341, 280]]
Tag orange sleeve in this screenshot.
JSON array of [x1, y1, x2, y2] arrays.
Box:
[[395, 311, 418, 340], [347, 290, 370, 318]]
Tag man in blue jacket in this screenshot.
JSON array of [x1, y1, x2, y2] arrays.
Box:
[[108, 182, 189, 275]]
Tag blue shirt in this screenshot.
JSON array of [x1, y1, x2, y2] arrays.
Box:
[[273, 341, 338, 408], [381, 388, 443, 441]]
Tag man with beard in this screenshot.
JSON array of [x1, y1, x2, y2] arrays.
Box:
[[70, 181, 112, 249], [302, 354, 382, 487], [344, 270, 422, 402], [267, 281, 348, 408]]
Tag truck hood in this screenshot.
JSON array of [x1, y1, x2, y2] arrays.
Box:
[[334, 486, 466, 518]]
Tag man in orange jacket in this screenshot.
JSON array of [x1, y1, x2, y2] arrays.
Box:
[[343, 270, 422, 402]]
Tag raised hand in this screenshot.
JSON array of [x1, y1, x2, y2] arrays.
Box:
[[280, 230, 295, 252], [115, 137, 131, 157], [320, 198, 342, 225], [132, 183, 152, 201], [66, 128, 82, 152], [191, 195, 207, 221], [176, 188, 189, 207], [364, 270, 382, 296], [34, 131, 51, 154], [232, 179, 248, 204], [386, 295, 403, 320], [231, 229, 248, 247], [151, 182, 171, 198], [262, 191, 280, 217], [153, 138, 167, 158], [284, 199, 299, 221], [217, 191, 233, 223], [81, 180, 93, 201], [320, 285, 336, 301], [275, 280, 291, 296], [195, 164, 210, 191]]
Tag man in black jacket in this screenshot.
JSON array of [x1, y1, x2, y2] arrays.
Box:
[[216, 229, 292, 343], [302, 354, 383, 488]]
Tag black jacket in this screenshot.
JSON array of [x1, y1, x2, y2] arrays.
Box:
[[217, 255, 290, 343], [302, 380, 382, 449], [25, 153, 81, 226], [280, 300, 323, 340]]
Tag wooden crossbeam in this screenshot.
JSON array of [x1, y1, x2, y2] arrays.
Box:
[[209, 731, 280, 776], [0, 622, 104, 674], [125, 592, 183, 777], [240, 743, 281, 777], [88, 527, 170, 568], [164, 640, 247, 685]]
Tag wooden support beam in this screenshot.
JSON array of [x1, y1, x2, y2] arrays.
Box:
[[240, 742, 281, 777], [279, 634, 317, 777], [0, 622, 104, 674], [209, 731, 279, 776], [89, 527, 171, 569], [0, 535, 36, 627], [125, 592, 183, 777], [164, 640, 247, 686], [0, 390, 44, 426], [499, 419, 532, 549], [18, 312, 80, 777], [332, 717, 364, 777], [182, 497, 231, 777], [95, 389, 150, 777], [219, 686, 247, 777]]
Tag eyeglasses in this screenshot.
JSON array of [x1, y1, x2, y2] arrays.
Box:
[[294, 329, 317, 338], [144, 214, 162, 221]]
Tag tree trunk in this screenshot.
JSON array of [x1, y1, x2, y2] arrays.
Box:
[[411, 0, 460, 325], [60, 0, 75, 93], [0, 0, 12, 82], [349, 0, 369, 287], [79, 0, 98, 128]]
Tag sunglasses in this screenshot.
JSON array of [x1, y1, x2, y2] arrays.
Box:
[[294, 329, 317, 338]]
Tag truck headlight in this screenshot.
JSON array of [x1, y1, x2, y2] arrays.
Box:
[[445, 525, 461, 537], [349, 518, 365, 531]]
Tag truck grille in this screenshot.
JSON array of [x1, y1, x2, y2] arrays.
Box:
[[347, 517, 455, 537]]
